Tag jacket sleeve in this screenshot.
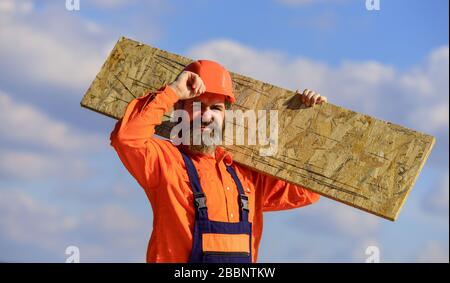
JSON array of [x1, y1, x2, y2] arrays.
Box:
[[110, 85, 179, 191], [253, 171, 320, 212]]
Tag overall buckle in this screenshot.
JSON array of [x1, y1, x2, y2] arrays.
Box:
[[240, 194, 249, 212], [194, 193, 207, 209]]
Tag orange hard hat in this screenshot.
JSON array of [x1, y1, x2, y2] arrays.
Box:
[[183, 60, 235, 104]]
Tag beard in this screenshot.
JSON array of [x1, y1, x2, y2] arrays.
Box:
[[187, 119, 224, 155], [188, 143, 216, 155]]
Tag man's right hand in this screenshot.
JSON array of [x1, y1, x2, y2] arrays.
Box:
[[168, 71, 206, 100]]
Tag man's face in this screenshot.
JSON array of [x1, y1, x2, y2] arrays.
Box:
[[180, 93, 226, 154]]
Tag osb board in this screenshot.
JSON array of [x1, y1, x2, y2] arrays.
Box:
[[81, 37, 435, 221]]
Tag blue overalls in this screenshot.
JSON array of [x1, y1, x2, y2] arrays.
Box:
[[179, 149, 252, 263]]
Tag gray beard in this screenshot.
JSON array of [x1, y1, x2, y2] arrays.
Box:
[[187, 122, 223, 155], [187, 144, 217, 155]]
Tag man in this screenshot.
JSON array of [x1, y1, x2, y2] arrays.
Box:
[[110, 60, 328, 263]]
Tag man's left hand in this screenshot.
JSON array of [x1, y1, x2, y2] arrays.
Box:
[[296, 89, 328, 107]]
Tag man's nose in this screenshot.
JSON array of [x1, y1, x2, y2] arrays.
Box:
[[202, 109, 214, 123]]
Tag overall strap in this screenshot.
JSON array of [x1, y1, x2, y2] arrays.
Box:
[[226, 166, 249, 223], [179, 149, 209, 221]]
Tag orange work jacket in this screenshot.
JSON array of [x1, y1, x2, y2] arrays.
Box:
[[110, 85, 320, 262]]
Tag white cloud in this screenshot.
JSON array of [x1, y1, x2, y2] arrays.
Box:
[[0, 189, 76, 253], [0, 23, 104, 89], [261, 204, 381, 262], [83, 20, 103, 34], [416, 241, 449, 263], [0, 0, 166, 91], [90, 0, 137, 8], [0, 149, 89, 181], [189, 39, 288, 86], [276, 0, 349, 6], [81, 204, 148, 254], [87, 0, 167, 10], [424, 172, 449, 216], [401, 46, 450, 133], [0, 91, 102, 151], [187, 39, 398, 115], [0, 0, 33, 14], [0, 3, 109, 89], [0, 188, 149, 262], [0, 91, 104, 181], [300, 199, 380, 239]]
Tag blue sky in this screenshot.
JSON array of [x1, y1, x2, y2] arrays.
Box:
[[0, 0, 448, 262]]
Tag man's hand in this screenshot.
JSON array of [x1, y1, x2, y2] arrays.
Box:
[[297, 89, 328, 107], [168, 71, 206, 100]]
